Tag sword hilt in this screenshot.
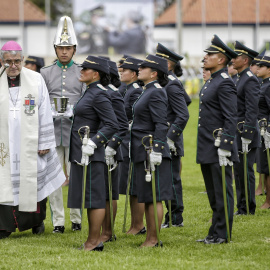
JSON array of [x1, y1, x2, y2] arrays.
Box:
[[142, 135, 153, 182], [237, 121, 245, 133], [258, 118, 267, 136]]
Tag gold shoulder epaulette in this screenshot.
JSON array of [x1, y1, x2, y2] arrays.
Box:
[[133, 82, 139, 89], [154, 83, 162, 88], [221, 73, 229, 79], [168, 74, 176, 81], [97, 84, 107, 90], [247, 71, 253, 77]]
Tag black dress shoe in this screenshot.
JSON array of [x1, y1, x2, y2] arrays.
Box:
[[196, 235, 214, 243], [135, 227, 146, 235], [0, 230, 11, 239], [105, 235, 117, 242], [92, 242, 104, 251], [32, 222, 45, 235], [234, 210, 246, 215], [204, 237, 227, 244], [52, 226, 65, 233], [154, 241, 163, 247], [71, 223, 81, 231]]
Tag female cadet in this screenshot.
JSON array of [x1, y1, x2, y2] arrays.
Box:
[[100, 60, 128, 242], [131, 54, 173, 247], [68, 56, 118, 251], [155, 43, 189, 228], [119, 57, 145, 235]]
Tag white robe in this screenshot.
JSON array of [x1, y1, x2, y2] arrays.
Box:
[[2, 73, 65, 207]]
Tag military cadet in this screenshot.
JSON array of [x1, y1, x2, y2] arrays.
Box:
[[155, 43, 189, 228], [119, 57, 145, 235], [68, 56, 118, 251], [196, 35, 238, 244], [41, 16, 84, 233], [231, 41, 260, 215], [24, 56, 44, 73], [131, 54, 173, 247], [256, 56, 270, 208], [100, 60, 129, 242]]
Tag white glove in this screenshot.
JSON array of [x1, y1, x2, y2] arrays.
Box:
[[82, 139, 97, 156], [51, 103, 60, 118], [264, 131, 270, 149], [63, 104, 73, 118], [150, 151, 162, 171], [241, 137, 252, 153], [80, 154, 89, 166], [105, 146, 116, 166], [218, 148, 233, 166], [167, 138, 177, 154], [128, 121, 133, 131]]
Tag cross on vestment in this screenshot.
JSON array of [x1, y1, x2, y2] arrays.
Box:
[[10, 107, 20, 119], [13, 154, 20, 170]]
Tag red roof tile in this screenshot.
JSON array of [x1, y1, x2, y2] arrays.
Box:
[[155, 0, 270, 25], [0, 0, 46, 22]]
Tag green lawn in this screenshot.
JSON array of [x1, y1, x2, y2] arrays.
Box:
[[1, 99, 269, 270]]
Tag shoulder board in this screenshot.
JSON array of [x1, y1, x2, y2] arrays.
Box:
[[97, 84, 107, 90], [154, 83, 162, 88], [133, 82, 140, 89], [168, 74, 176, 81], [221, 73, 229, 79], [108, 84, 118, 91], [41, 62, 56, 69], [247, 71, 253, 77]]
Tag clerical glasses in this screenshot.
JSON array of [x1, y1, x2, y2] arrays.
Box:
[[4, 59, 22, 66]]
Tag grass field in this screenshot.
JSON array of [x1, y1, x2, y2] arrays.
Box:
[[1, 98, 269, 270]]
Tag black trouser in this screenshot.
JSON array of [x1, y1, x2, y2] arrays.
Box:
[[234, 147, 257, 214], [164, 155, 184, 225], [201, 163, 234, 240]]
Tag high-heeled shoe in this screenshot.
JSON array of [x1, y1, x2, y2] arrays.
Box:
[[135, 227, 146, 235], [154, 241, 163, 248], [104, 235, 117, 243], [78, 242, 104, 251]]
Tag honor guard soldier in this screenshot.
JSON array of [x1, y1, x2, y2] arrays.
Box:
[[196, 35, 238, 244], [231, 41, 260, 215], [155, 43, 189, 228], [119, 57, 146, 235], [131, 55, 174, 247], [67, 56, 118, 251], [256, 56, 270, 208], [24, 56, 45, 73], [100, 60, 129, 242], [41, 16, 85, 233]]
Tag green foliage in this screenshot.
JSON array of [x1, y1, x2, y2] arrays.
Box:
[[1, 99, 269, 269]]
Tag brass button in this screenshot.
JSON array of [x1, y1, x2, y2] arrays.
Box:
[[245, 129, 248, 132], [230, 141, 233, 144], [199, 116, 201, 119], [200, 109, 201, 112], [112, 138, 116, 141], [101, 140, 104, 143], [224, 139, 228, 143], [161, 146, 164, 149], [63, 82, 65, 85], [63, 89, 65, 92], [250, 131, 253, 133], [118, 142, 120, 145], [65, 66, 67, 68], [63, 69, 66, 72], [155, 144, 158, 147], [63, 75, 66, 78], [201, 93, 204, 96], [61, 66, 64, 68], [177, 133, 180, 136], [97, 135, 100, 139], [198, 124, 201, 127], [173, 130, 175, 133], [200, 101, 202, 104]]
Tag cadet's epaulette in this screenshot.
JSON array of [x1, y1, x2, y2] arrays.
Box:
[[221, 73, 229, 79], [247, 71, 253, 77], [97, 84, 107, 90], [168, 74, 176, 81], [41, 62, 56, 69], [133, 82, 139, 89], [154, 83, 162, 88], [109, 84, 118, 91]]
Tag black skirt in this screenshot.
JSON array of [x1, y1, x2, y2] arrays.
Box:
[[104, 164, 120, 200], [257, 141, 269, 175], [135, 158, 174, 203], [68, 161, 106, 209]]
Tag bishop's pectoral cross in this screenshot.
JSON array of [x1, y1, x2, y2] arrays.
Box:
[[10, 107, 20, 119]]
